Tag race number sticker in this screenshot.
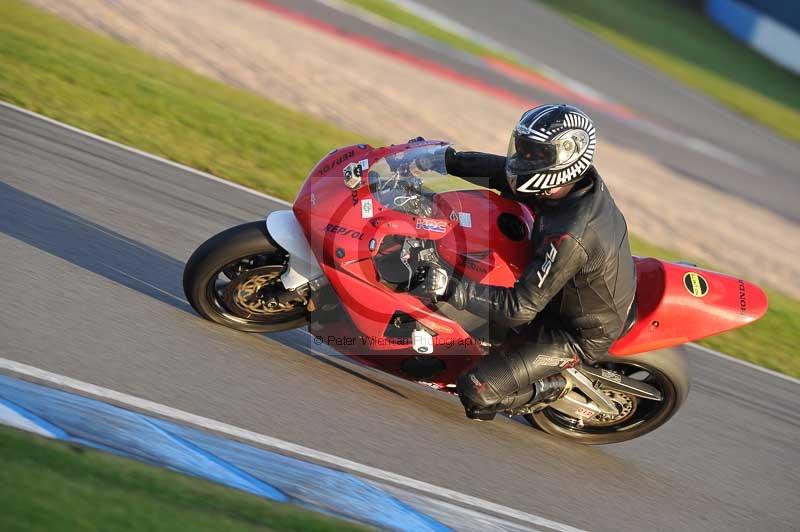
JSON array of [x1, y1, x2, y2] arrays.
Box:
[[361, 198, 373, 219], [359, 159, 370, 172]]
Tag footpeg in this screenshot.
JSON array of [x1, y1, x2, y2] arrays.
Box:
[[532, 375, 567, 404]]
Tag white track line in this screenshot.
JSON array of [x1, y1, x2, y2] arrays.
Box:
[[0, 358, 587, 532], [688, 343, 799, 385], [2, 100, 793, 385]]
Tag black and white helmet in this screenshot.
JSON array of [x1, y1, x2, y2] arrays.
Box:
[[505, 104, 596, 194]]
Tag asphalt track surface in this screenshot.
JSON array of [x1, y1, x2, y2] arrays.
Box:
[[2, 105, 799, 531], [270, 0, 800, 222]]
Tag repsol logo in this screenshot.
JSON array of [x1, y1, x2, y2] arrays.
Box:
[[318, 150, 355, 175], [324, 223, 365, 240]]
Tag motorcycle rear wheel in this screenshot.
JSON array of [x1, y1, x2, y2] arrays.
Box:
[[526, 350, 690, 445], [183, 221, 309, 333]]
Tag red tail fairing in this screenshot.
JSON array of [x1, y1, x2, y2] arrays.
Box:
[[610, 259, 768, 355]]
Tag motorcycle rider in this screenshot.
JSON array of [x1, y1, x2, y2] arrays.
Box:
[[421, 104, 637, 420]]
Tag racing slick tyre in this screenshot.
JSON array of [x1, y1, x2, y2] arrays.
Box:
[[183, 221, 309, 333], [527, 349, 690, 445]]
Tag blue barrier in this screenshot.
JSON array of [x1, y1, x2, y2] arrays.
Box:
[[736, 0, 800, 33], [705, 0, 800, 74], [706, 0, 758, 40], [0, 375, 450, 531]]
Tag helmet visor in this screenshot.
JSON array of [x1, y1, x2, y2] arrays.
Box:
[[505, 132, 558, 180]]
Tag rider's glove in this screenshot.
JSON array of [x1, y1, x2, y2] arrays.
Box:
[[419, 263, 467, 309], [424, 263, 449, 296], [414, 154, 435, 172]]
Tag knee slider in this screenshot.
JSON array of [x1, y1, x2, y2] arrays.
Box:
[[457, 372, 499, 408]]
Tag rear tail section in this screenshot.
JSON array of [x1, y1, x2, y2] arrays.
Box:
[[610, 258, 768, 356]]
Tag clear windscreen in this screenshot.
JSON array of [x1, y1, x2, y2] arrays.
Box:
[[367, 144, 482, 217]]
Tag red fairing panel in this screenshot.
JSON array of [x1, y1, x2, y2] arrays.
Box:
[[293, 143, 483, 365], [435, 190, 534, 286], [610, 258, 768, 355]]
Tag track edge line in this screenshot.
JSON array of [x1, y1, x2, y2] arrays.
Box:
[[0, 357, 587, 532]]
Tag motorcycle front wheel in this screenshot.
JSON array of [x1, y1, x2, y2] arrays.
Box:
[[183, 221, 309, 333], [527, 350, 690, 445]]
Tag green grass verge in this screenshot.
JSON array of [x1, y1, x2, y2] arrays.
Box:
[[0, 0, 797, 376], [0, 0, 366, 200], [535, 0, 800, 142], [0, 425, 366, 532]]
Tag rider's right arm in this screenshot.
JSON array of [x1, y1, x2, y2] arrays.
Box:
[[445, 147, 511, 193], [459, 234, 589, 327]]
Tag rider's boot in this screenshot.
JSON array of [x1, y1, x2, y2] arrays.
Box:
[[461, 374, 567, 420]]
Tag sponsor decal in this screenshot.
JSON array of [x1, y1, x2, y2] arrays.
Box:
[[456, 253, 491, 275], [537, 242, 558, 288], [462, 250, 491, 261], [343, 161, 363, 191], [358, 158, 370, 172], [533, 354, 574, 368], [458, 212, 472, 228], [412, 329, 434, 354], [415, 217, 448, 233], [323, 223, 365, 240], [601, 369, 622, 383], [738, 279, 747, 313], [575, 406, 596, 419], [683, 272, 709, 298], [360, 198, 373, 219], [318, 150, 355, 175]]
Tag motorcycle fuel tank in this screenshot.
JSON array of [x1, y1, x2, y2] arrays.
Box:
[[434, 189, 534, 286]]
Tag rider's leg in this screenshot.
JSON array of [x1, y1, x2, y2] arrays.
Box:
[[456, 320, 581, 419], [458, 374, 568, 420]]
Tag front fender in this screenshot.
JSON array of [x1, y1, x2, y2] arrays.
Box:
[[266, 210, 324, 290]]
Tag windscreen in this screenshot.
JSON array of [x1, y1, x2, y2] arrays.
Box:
[[367, 144, 482, 218]]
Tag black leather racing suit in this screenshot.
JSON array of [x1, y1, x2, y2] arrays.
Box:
[[444, 149, 637, 416]]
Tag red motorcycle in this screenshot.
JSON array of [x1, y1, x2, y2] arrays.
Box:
[[183, 141, 768, 444]]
